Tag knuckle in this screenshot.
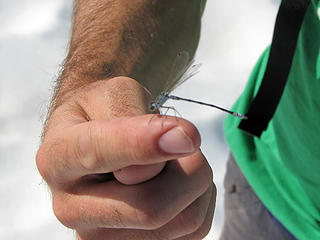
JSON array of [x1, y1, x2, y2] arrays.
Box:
[[149, 231, 170, 240], [96, 205, 127, 229], [48, 137, 73, 177], [35, 146, 50, 182], [193, 224, 212, 240], [106, 77, 147, 117], [36, 139, 69, 184], [134, 187, 168, 230], [179, 193, 212, 236], [198, 157, 214, 191], [180, 207, 205, 234], [52, 193, 79, 229], [75, 120, 117, 172], [205, 166, 214, 188], [107, 207, 126, 228], [189, 190, 216, 240], [212, 182, 217, 198], [135, 204, 164, 230], [76, 122, 102, 171]]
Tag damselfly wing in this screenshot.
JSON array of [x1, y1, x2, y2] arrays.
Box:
[[149, 51, 201, 113]]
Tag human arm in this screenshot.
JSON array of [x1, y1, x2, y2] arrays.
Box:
[[36, 1, 215, 239], [55, 0, 203, 104]]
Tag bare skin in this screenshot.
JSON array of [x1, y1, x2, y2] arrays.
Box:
[[36, 0, 215, 239]]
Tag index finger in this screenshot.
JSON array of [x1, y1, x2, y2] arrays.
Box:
[[37, 115, 201, 186]]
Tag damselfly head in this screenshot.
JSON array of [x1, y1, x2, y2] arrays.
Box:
[[160, 92, 169, 97], [149, 101, 157, 112]]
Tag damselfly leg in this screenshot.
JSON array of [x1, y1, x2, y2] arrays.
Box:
[[148, 92, 182, 126]]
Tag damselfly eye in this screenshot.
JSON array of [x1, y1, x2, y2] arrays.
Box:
[[149, 102, 156, 112]]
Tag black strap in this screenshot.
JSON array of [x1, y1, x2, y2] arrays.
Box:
[[238, 0, 311, 137]]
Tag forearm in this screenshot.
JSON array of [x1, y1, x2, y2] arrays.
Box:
[[56, 0, 203, 106]]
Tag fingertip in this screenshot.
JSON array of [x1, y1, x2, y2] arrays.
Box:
[[158, 126, 196, 154], [151, 115, 201, 153], [127, 115, 201, 156]]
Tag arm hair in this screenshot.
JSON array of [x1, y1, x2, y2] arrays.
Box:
[[54, 0, 203, 109]]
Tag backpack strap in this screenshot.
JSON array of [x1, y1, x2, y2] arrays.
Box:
[[238, 0, 311, 137]]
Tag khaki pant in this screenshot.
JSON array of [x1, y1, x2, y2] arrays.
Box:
[[219, 155, 295, 240]]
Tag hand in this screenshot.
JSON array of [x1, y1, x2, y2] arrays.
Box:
[[36, 77, 216, 240]]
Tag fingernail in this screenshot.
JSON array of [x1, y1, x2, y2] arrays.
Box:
[[158, 127, 194, 154]]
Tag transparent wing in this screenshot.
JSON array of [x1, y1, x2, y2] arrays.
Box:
[[163, 51, 190, 93], [164, 51, 202, 94], [171, 61, 202, 91]]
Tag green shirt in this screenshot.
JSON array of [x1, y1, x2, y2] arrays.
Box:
[[224, 1, 320, 239]]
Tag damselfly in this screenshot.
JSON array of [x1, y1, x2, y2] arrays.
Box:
[[148, 51, 247, 120]]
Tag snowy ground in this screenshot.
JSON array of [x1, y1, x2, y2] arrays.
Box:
[[0, 1, 278, 239]]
